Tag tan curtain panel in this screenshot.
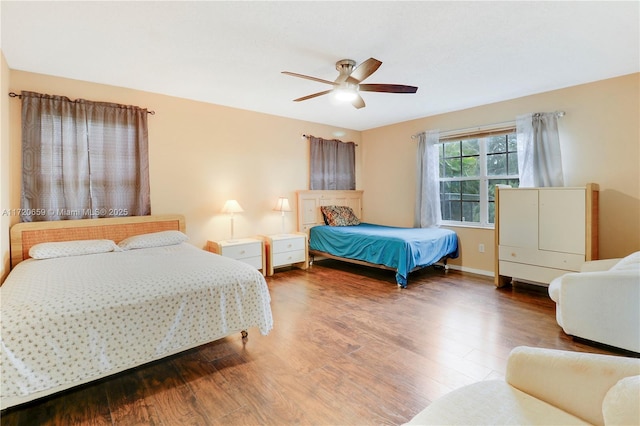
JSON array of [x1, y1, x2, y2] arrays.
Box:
[[309, 136, 356, 190], [20, 91, 150, 222]]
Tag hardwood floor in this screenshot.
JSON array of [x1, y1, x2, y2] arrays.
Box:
[[1, 260, 629, 425]]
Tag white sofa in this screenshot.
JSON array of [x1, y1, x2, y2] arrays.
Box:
[[404, 346, 640, 426], [548, 252, 640, 353]]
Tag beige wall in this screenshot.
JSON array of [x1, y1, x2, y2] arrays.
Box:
[[4, 70, 362, 254], [0, 51, 11, 282], [2, 70, 638, 279], [361, 73, 640, 274]]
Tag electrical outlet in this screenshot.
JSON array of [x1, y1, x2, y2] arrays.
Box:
[[478, 243, 485, 253]]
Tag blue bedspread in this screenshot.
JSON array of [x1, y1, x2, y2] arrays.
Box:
[[309, 223, 458, 287]]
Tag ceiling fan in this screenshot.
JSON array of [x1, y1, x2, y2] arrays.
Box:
[[282, 58, 418, 109]]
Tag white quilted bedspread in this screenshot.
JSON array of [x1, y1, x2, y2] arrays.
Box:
[[0, 243, 273, 406]]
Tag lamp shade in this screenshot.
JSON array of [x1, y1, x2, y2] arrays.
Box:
[[273, 197, 291, 212], [221, 199, 244, 214]]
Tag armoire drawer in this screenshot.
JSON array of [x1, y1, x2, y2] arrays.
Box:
[[499, 245, 584, 272]]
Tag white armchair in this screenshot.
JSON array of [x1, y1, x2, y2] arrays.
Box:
[[548, 252, 640, 353], [405, 346, 640, 426]]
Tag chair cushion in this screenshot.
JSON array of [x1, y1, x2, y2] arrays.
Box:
[[403, 380, 589, 425]]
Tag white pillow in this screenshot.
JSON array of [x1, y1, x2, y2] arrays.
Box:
[[602, 375, 640, 425], [118, 230, 188, 250], [29, 239, 119, 260]]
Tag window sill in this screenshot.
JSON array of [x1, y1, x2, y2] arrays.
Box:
[[441, 221, 495, 231]]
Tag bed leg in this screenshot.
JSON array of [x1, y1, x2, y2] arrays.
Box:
[[432, 257, 450, 271], [241, 330, 248, 339]]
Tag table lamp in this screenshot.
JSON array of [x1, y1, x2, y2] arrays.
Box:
[[273, 197, 291, 235], [221, 199, 244, 241]]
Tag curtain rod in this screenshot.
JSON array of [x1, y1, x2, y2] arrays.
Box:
[[8, 92, 155, 115], [411, 111, 565, 139], [302, 134, 358, 146]]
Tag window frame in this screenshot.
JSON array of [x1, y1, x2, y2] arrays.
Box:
[[438, 125, 518, 228]]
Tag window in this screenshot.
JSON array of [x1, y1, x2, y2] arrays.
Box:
[[309, 136, 356, 190], [439, 132, 519, 226], [20, 91, 150, 222]]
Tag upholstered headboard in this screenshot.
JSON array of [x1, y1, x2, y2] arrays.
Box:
[[296, 190, 363, 236], [10, 214, 186, 267]]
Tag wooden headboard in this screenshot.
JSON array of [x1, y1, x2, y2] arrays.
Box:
[[10, 214, 186, 268], [296, 190, 363, 236]]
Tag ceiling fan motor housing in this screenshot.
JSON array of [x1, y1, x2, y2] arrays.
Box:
[[336, 59, 356, 75]]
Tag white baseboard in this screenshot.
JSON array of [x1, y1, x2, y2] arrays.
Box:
[[445, 264, 494, 278], [445, 264, 549, 287]]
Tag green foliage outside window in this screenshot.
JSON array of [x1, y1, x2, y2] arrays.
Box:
[[439, 133, 519, 225]]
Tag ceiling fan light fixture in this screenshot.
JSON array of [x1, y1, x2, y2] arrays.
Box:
[[283, 58, 418, 108], [333, 84, 358, 102]]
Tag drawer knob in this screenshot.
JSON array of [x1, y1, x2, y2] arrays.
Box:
[[240, 250, 245, 254], [511, 252, 516, 257]]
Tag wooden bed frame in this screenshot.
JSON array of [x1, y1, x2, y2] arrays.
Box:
[[297, 190, 364, 236], [296, 190, 449, 278], [296, 189, 390, 269], [10, 214, 185, 268]]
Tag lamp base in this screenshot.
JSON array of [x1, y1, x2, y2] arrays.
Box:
[[229, 216, 236, 243]]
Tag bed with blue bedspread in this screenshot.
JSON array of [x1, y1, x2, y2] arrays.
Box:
[[309, 222, 459, 288]]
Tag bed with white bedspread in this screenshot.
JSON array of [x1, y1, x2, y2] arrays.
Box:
[[0, 215, 273, 410]]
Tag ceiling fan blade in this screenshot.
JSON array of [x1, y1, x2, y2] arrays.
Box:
[[349, 58, 382, 83], [293, 90, 333, 102], [282, 71, 337, 86], [334, 74, 349, 84], [351, 94, 366, 109], [359, 84, 418, 94]]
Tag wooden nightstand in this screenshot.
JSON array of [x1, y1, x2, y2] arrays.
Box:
[[262, 233, 308, 276], [206, 238, 266, 276]]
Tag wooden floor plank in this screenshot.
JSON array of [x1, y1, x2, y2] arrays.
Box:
[[171, 350, 246, 422], [1, 260, 631, 425], [136, 360, 211, 425], [12, 381, 113, 426], [213, 352, 308, 425], [104, 371, 161, 426]]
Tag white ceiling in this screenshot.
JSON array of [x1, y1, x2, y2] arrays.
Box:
[[1, 1, 638, 131]]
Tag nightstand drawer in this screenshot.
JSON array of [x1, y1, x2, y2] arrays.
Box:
[[262, 233, 308, 276], [239, 255, 263, 269], [206, 238, 266, 276], [273, 249, 306, 267], [221, 242, 262, 259], [272, 237, 305, 253]]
